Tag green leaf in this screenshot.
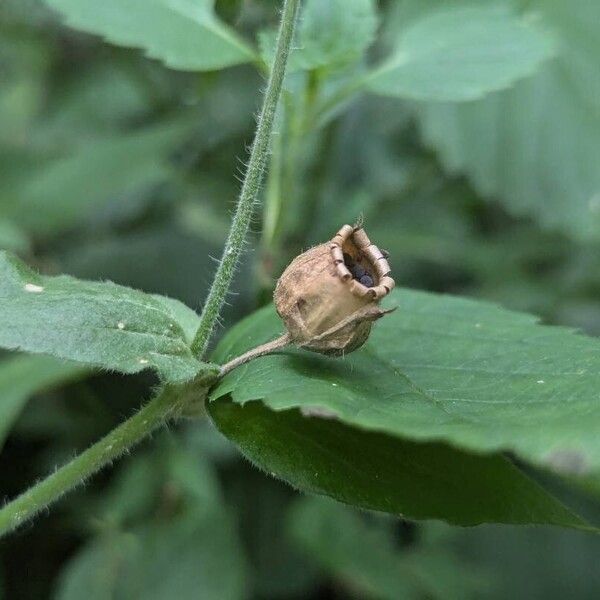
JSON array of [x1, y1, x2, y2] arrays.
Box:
[[0, 355, 87, 451], [0, 219, 29, 253], [44, 0, 256, 72], [0, 251, 204, 383], [260, 0, 377, 73], [288, 496, 487, 599], [54, 532, 137, 600], [55, 452, 248, 600], [453, 521, 600, 598], [210, 289, 600, 511], [368, 4, 554, 101], [3, 121, 188, 237], [414, 0, 600, 239], [55, 512, 247, 600], [93, 434, 223, 527], [226, 467, 319, 598], [93, 453, 164, 526], [297, 0, 377, 70], [59, 226, 221, 310], [215, 0, 243, 25], [121, 512, 247, 600], [208, 399, 585, 528], [33, 63, 153, 147]]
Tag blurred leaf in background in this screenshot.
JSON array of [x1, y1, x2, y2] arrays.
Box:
[[393, 0, 600, 241], [369, 4, 555, 101], [54, 440, 248, 600], [44, 0, 257, 71], [288, 496, 488, 599], [0, 355, 86, 452]]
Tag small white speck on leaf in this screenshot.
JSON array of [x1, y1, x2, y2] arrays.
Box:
[[522, 10, 543, 25], [332, 383, 338, 387], [475, 323, 482, 328], [117, 322, 125, 330], [24, 283, 44, 293], [139, 358, 149, 365], [545, 448, 589, 475], [588, 192, 600, 213], [537, 380, 545, 384], [301, 406, 339, 420]]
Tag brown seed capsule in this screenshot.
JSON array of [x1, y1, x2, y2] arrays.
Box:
[[274, 224, 395, 355]]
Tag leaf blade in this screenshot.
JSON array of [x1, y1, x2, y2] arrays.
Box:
[[211, 289, 600, 482], [406, 0, 600, 239], [0, 251, 203, 382], [45, 0, 256, 72], [288, 496, 487, 599], [4, 121, 189, 237], [0, 355, 87, 450], [368, 5, 555, 101], [298, 0, 377, 70], [208, 399, 587, 528]]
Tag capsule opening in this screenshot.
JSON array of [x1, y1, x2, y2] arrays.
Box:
[[329, 224, 395, 300]]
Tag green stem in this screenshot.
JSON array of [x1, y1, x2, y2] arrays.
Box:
[[261, 110, 285, 254], [0, 388, 177, 538], [313, 75, 369, 127], [219, 332, 292, 377], [191, 0, 302, 358]]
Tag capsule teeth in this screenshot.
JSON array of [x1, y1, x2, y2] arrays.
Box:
[[336, 263, 352, 281], [334, 224, 354, 243], [351, 228, 371, 249], [379, 276, 395, 292], [327, 225, 395, 300], [331, 245, 345, 263], [349, 279, 370, 297], [364, 246, 384, 263], [374, 258, 392, 277]]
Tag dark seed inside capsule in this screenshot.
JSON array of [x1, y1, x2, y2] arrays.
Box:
[[341, 251, 375, 287], [353, 265, 366, 279]]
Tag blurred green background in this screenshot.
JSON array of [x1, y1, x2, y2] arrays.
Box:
[[1, 0, 600, 598]]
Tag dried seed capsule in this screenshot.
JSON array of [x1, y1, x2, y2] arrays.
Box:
[[274, 224, 395, 356]]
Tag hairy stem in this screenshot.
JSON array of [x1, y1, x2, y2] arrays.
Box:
[[191, 0, 302, 358], [220, 333, 292, 377], [0, 387, 177, 538]]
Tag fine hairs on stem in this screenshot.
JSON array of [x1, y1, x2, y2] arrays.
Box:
[[0, 0, 301, 539], [191, 0, 302, 359]]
